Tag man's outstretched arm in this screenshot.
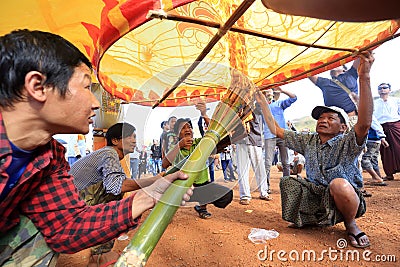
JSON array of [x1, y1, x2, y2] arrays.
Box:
[[254, 90, 284, 139], [354, 51, 374, 145]]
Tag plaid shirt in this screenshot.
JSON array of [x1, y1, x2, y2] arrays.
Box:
[[0, 112, 139, 253]]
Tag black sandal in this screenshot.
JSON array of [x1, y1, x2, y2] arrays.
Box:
[[361, 189, 372, 197], [194, 205, 212, 219], [348, 232, 370, 248]]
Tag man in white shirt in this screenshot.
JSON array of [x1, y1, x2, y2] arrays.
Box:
[[373, 83, 400, 180]]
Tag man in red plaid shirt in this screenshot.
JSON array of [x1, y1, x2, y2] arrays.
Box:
[[0, 29, 192, 266]]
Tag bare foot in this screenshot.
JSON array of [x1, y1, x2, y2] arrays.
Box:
[[88, 251, 120, 267]]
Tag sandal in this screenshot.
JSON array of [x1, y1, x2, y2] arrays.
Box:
[[259, 195, 272, 201], [364, 181, 387, 186], [239, 199, 251, 205], [383, 175, 394, 181], [348, 232, 370, 248], [194, 205, 212, 219], [361, 189, 372, 197]]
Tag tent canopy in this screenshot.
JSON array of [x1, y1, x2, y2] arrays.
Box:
[[0, 0, 398, 107]]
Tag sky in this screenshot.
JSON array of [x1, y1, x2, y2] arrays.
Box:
[[122, 36, 400, 147]]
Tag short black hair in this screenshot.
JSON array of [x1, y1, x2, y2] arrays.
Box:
[[105, 122, 136, 146], [378, 83, 391, 90], [329, 65, 346, 78], [168, 116, 177, 123], [0, 29, 92, 108], [174, 118, 192, 135]]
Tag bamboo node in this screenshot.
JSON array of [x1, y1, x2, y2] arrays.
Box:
[[205, 129, 221, 142]]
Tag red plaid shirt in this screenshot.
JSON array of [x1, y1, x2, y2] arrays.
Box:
[[0, 112, 139, 253]]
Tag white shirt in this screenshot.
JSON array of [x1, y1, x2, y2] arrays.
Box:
[[374, 97, 400, 124], [66, 134, 80, 157], [220, 145, 233, 161], [129, 148, 140, 159]]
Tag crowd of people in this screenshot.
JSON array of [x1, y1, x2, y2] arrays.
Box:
[[1, 28, 399, 267]]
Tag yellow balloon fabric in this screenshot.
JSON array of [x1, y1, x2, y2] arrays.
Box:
[[0, 0, 398, 106]]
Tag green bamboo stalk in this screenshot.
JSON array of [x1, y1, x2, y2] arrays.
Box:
[[115, 112, 237, 266], [115, 70, 257, 266]]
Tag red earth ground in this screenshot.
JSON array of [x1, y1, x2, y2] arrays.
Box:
[[57, 167, 400, 267]]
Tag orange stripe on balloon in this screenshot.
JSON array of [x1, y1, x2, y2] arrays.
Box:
[[161, 0, 174, 11], [107, 5, 130, 36], [175, 89, 187, 105], [81, 22, 100, 65], [148, 90, 160, 100]]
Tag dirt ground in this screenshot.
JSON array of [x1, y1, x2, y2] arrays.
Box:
[[57, 167, 400, 267]]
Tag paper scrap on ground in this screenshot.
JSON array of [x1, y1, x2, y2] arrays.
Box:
[[248, 228, 279, 244]]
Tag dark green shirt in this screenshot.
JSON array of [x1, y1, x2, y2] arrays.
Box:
[[173, 138, 208, 184]]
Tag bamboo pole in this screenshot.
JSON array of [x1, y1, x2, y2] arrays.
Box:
[[115, 70, 256, 266], [148, 12, 356, 53]]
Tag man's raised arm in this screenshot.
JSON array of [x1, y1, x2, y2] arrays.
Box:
[[354, 51, 375, 145], [254, 90, 284, 139]]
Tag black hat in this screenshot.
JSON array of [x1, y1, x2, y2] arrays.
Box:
[[174, 118, 192, 134]]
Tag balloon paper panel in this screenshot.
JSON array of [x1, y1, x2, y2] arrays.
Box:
[[0, 0, 398, 106]]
